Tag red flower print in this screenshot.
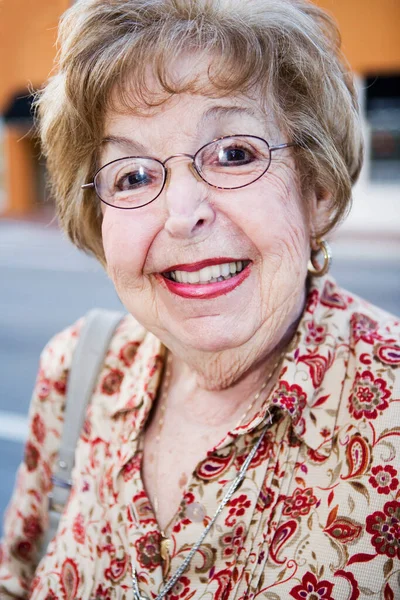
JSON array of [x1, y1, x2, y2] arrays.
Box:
[[32, 413, 46, 444], [297, 353, 330, 388], [119, 341, 139, 367], [289, 571, 334, 599], [283, 487, 317, 518], [134, 531, 162, 571], [93, 584, 112, 600], [324, 517, 362, 544], [219, 521, 246, 559], [307, 447, 329, 464], [304, 320, 327, 345], [147, 354, 163, 378], [81, 417, 92, 442], [305, 288, 319, 314], [101, 368, 124, 395], [172, 516, 192, 534], [272, 381, 307, 425], [11, 539, 33, 562], [24, 441, 39, 471], [236, 433, 272, 470], [169, 575, 192, 600], [348, 370, 391, 420], [376, 343, 400, 367], [342, 434, 371, 480], [351, 313, 381, 345], [122, 454, 141, 482], [104, 554, 128, 583], [43, 591, 58, 600], [257, 484, 275, 512], [183, 491, 195, 505], [213, 568, 233, 600], [132, 490, 156, 525], [61, 558, 80, 600], [196, 448, 235, 480], [333, 570, 360, 599], [366, 500, 400, 559], [226, 494, 251, 526], [270, 520, 298, 564], [36, 375, 51, 400], [369, 465, 399, 495], [320, 280, 347, 310], [54, 370, 68, 395], [72, 513, 85, 544], [22, 515, 43, 540]]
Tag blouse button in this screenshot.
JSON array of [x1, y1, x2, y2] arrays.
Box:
[[185, 502, 206, 522]]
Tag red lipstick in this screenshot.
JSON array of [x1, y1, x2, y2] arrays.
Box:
[[156, 261, 251, 299]]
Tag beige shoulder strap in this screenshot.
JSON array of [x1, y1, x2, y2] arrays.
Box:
[[38, 309, 123, 561]]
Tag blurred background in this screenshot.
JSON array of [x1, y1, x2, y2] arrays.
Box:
[[0, 0, 399, 534]]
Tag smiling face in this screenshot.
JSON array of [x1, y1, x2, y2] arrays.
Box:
[[100, 85, 321, 378]]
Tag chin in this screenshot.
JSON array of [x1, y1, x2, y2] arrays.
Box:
[[172, 320, 255, 354]]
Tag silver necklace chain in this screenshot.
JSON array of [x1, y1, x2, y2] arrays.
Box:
[[132, 423, 270, 600]]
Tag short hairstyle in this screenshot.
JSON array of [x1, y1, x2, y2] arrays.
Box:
[[35, 0, 363, 265]]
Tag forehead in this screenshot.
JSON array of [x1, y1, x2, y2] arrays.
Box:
[[103, 93, 280, 156], [103, 53, 280, 148]]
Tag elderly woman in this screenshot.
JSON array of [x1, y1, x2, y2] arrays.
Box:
[[1, 0, 400, 598]]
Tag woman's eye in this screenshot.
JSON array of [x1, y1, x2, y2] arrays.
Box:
[[116, 168, 151, 190], [217, 146, 255, 166]]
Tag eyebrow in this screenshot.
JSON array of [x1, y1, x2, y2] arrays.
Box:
[[101, 105, 262, 152], [101, 135, 147, 154], [199, 104, 262, 126]]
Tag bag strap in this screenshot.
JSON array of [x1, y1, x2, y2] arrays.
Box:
[[40, 309, 123, 558]]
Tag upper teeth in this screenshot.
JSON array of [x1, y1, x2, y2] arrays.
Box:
[[167, 261, 246, 284]]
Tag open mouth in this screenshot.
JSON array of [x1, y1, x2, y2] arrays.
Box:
[[162, 260, 251, 285]]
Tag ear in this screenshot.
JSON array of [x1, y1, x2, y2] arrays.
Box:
[[308, 185, 333, 249]]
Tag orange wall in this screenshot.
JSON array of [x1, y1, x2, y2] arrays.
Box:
[[317, 0, 400, 74], [0, 0, 399, 113], [0, 0, 70, 113], [3, 126, 37, 216]]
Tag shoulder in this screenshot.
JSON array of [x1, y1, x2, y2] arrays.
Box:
[[313, 276, 400, 340], [338, 285, 400, 401], [32, 311, 149, 418], [313, 277, 400, 393], [39, 311, 147, 379]]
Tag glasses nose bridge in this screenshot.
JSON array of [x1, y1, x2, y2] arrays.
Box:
[[162, 152, 195, 167], [162, 152, 202, 185]]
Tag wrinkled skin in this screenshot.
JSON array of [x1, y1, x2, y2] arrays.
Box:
[[101, 90, 327, 389]]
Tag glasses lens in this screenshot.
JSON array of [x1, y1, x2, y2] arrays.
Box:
[[95, 157, 165, 208], [195, 135, 271, 189]]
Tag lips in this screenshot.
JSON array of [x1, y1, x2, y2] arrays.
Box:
[[156, 258, 252, 299]]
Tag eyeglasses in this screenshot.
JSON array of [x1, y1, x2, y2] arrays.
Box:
[[81, 134, 296, 210]]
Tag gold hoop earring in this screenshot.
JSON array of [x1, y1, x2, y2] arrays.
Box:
[[308, 239, 332, 277]]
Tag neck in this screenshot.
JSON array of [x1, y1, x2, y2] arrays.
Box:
[[156, 285, 306, 426], [164, 323, 295, 428]]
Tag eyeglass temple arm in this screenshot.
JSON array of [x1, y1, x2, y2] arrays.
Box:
[[81, 183, 95, 189], [269, 142, 297, 152]]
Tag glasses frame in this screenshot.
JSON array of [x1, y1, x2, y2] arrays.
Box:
[[81, 134, 297, 210]]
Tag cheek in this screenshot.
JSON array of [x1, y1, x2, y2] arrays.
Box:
[[101, 210, 153, 283], [239, 174, 310, 261]]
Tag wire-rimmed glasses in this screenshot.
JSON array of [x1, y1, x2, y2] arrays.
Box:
[[81, 134, 296, 210]]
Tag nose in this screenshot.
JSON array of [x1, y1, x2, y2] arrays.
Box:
[[162, 155, 216, 239]]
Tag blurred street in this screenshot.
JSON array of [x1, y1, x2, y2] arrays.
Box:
[[0, 218, 399, 535]]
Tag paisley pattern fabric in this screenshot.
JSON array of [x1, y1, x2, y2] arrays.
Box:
[[0, 275, 400, 600]]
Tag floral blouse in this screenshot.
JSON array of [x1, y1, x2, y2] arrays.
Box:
[[1, 275, 400, 600]]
